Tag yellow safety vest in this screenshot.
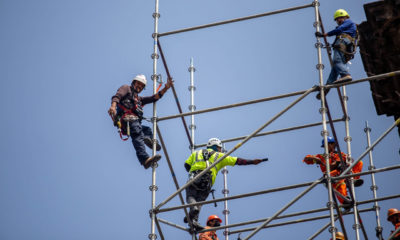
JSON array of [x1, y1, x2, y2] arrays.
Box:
[[185, 149, 237, 185]]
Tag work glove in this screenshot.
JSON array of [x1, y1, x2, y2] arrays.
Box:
[[315, 31, 324, 37], [253, 158, 268, 165]]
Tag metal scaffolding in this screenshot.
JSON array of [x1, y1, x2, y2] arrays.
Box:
[[146, 1, 400, 239]]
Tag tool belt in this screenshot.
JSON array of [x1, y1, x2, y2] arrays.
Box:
[[113, 104, 141, 140], [189, 170, 212, 191]]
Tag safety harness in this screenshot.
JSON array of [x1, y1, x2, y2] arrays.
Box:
[[189, 149, 218, 191], [113, 88, 143, 141], [332, 28, 359, 62]]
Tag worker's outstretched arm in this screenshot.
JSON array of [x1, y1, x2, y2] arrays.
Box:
[[235, 158, 266, 165], [155, 77, 174, 100]]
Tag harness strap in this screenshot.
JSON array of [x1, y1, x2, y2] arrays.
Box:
[[194, 149, 218, 172]]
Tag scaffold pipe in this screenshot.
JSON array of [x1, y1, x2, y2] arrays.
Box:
[[158, 90, 308, 121], [324, 70, 400, 89], [323, 99, 349, 239], [154, 86, 317, 212], [150, 0, 160, 239], [197, 206, 347, 233], [364, 121, 383, 239], [222, 167, 230, 240], [157, 179, 319, 213], [388, 226, 400, 240], [158, 3, 313, 37], [228, 208, 374, 235], [195, 118, 344, 148], [157, 164, 399, 215], [189, 58, 196, 152], [158, 218, 190, 232], [331, 164, 400, 181], [313, 1, 336, 239], [157, 41, 194, 148], [157, 70, 400, 122], [157, 127, 198, 237], [155, 217, 166, 240], [357, 194, 400, 206], [340, 86, 361, 240], [308, 217, 339, 240], [340, 118, 400, 177], [201, 194, 400, 234], [241, 178, 322, 240]]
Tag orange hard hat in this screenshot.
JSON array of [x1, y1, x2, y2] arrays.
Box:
[[387, 208, 400, 221], [207, 215, 222, 224], [336, 232, 345, 240]]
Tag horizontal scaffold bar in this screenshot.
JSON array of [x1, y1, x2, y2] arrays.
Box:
[[214, 194, 400, 234], [331, 164, 400, 181], [158, 3, 313, 37], [154, 87, 317, 212], [195, 118, 344, 148], [197, 206, 352, 233], [157, 179, 319, 213], [227, 208, 374, 235], [156, 164, 398, 213], [157, 70, 400, 122], [156, 194, 400, 234]]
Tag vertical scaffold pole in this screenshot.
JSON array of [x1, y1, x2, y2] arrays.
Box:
[[222, 167, 230, 240], [150, 0, 160, 239], [342, 86, 361, 240], [364, 121, 383, 239], [313, 1, 336, 239], [188, 58, 197, 240], [188, 58, 196, 153]]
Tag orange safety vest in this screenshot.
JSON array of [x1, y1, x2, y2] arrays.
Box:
[[199, 226, 219, 240]]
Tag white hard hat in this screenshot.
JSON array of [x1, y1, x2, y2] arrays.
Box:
[[132, 74, 147, 86], [207, 138, 222, 148]]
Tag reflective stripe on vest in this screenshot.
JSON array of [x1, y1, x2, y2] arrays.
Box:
[[194, 149, 218, 172]]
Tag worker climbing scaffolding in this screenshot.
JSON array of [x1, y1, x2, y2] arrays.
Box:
[[387, 208, 400, 239], [183, 137, 267, 231], [108, 74, 173, 169], [303, 136, 363, 209], [315, 9, 358, 99], [199, 215, 222, 240]]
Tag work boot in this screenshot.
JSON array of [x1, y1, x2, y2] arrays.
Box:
[[316, 88, 330, 100], [334, 75, 352, 84], [143, 154, 162, 169], [353, 179, 364, 187], [191, 220, 204, 231], [341, 203, 352, 213], [144, 137, 161, 151]]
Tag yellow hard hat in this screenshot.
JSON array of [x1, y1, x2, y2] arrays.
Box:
[[334, 9, 350, 20], [336, 232, 345, 240]]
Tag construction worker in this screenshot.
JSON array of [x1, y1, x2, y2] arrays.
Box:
[[303, 136, 363, 207], [330, 231, 345, 240], [315, 9, 357, 99], [108, 74, 173, 169], [387, 208, 400, 239], [184, 137, 267, 230], [199, 215, 222, 240]]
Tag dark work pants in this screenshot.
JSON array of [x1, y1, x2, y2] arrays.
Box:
[[185, 182, 211, 222], [129, 120, 153, 164]]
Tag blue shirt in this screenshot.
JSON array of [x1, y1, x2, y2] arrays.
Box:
[[327, 19, 357, 38]]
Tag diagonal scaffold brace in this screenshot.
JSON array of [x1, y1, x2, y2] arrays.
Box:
[[157, 40, 194, 149], [153, 86, 317, 213]]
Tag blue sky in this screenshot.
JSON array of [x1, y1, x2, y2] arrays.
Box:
[[1, 0, 399, 239]]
